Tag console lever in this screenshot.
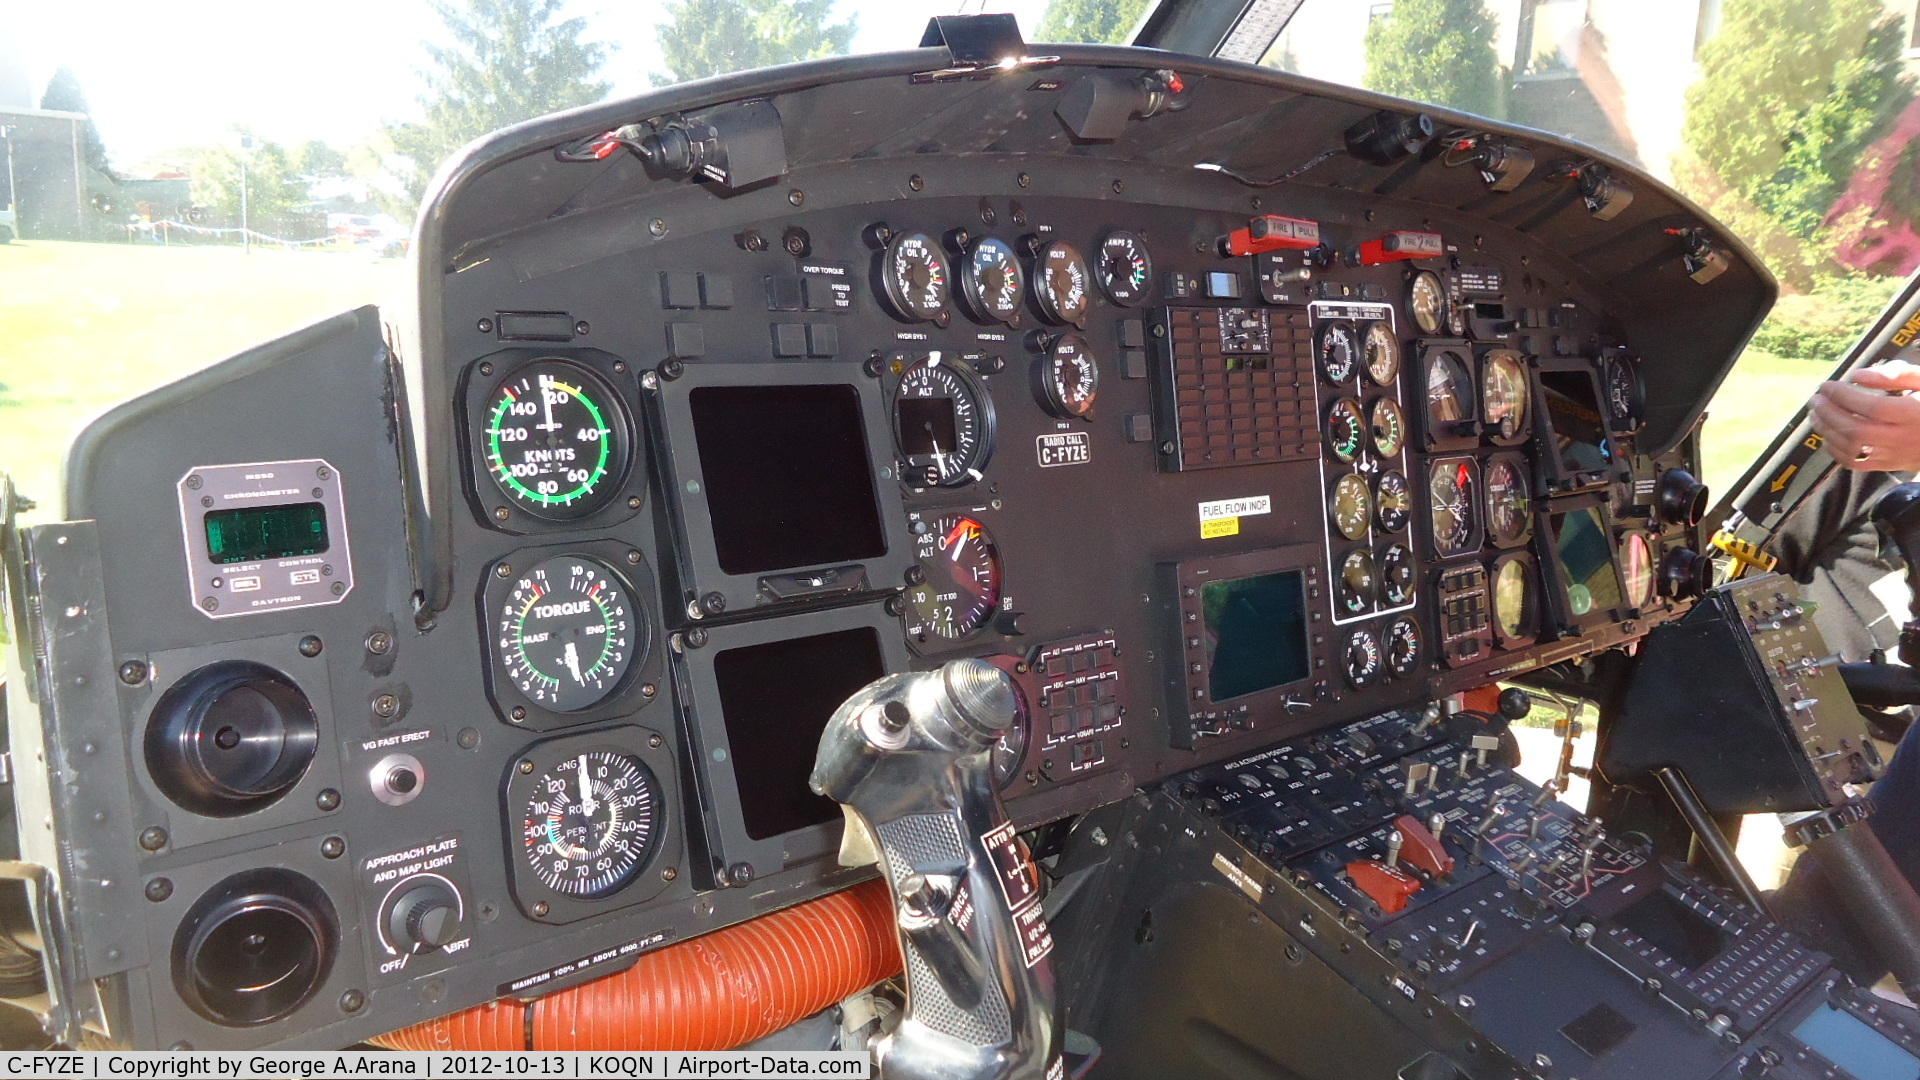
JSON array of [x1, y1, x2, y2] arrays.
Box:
[[812, 659, 1061, 1080]]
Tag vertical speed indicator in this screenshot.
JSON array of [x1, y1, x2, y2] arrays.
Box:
[[482, 360, 629, 519], [495, 556, 638, 713]]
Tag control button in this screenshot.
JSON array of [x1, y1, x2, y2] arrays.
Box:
[[660, 271, 701, 309], [765, 274, 803, 311], [802, 276, 850, 311], [806, 323, 839, 358], [699, 272, 734, 309], [1347, 859, 1421, 914], [1126, 414, 1154, 442], [666, 322, 705, 359], [387, 880, 462, 953], [1118, 319, 1146, 348], [772, 323, 808, 358], [370, 752, 426, 807], [1120, 348, 1148, 379], [1393, 814, 1455, 877]]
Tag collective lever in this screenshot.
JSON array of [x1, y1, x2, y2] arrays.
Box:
[[811, 659, 1063, 1080]]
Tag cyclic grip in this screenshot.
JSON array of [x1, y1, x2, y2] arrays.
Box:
[[811, 659, 1061, 1080]]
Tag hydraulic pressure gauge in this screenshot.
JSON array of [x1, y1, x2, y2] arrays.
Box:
[[1327, 398, 1366, 463], [1332, 473, 1373, 541], [1376, 470, 1412, 533], [1033, 239, 1091, 327], [879, 231, 951, 322], [1380, 543, 1416, 606], [895, 356, 995, 487], [1096, 231, 1153, 306], [1318, 321, 1359, 384], [1410, 271, 1447, 335], [481, 359, 631, 520], [493, 556, 638, 713], [959, 236, 1024, 324], [904, 513, 1003, 644], [1371, 397, 1406, 458], [1339, 547, 1376, 615]]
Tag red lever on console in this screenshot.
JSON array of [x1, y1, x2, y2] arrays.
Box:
[[1356, 230, 1444, 266], [1393, 814, 1455, 878], [1347, 860, 1422, 914], [1222, 214, 1321, 256]]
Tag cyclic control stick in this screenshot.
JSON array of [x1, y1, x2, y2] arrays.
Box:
[[811, 658, 1061, 1080]]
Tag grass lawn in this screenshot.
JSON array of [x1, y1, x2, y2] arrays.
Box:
[[0, 239, 1844, 528], [0, 240, 408, 526]]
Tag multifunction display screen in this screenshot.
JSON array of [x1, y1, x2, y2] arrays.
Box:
[[1551, 507, 1623, 618], [203, 502, 329, 565], [1202, 570, 1310, 701]]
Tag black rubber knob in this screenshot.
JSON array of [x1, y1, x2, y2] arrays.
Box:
[[389, 883, 460, 951], [1658, 468, 1709, 526], [1496, 687, 1532, 721]]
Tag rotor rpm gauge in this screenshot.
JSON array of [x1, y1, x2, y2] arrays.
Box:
[[1380, 543, 1416, 606], [1327, 398, 1366, 463], [1338, 547, 1376, 616], [1385, 617, 1422, 678], [895, 356, 995, 487], [1318, 321, 1360, 385], [1376, 470, 1412, 533], [1427, 457, 1480, 558], [1033, 239, 1091, 327], [495, 556, 637, 713], [1344, 628, 1384, 688], [1371, 397, 1406, 458], [520, 749, 661, 899], [1410, 271, 1447, 335], [1036, 333, 1100, 419], [1363, 321, 1401, 386], [959, 236, 1025, 324], [1332, 473, 1372, 542], [1095, 231, 1153, 306], [904, 513, 1003, 644], [482, 360, 630, 519], [879, 231, 951, 323]]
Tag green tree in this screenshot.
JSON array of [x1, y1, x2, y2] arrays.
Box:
[[1362, 0, 1504, 120], [384, 0, 612, 215], [1035, 0, 1149, 45], [1683, 0, 1908, 244], [186, 133, 310, 233], [293, 139, 348, 179], [39, 67, 116, 180], [652, 0, 855, 86]]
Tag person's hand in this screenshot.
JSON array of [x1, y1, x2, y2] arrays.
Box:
[[1809, 359, 1920, 472]]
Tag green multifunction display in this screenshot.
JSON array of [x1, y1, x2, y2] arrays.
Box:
[[203, 502, 329, 564]]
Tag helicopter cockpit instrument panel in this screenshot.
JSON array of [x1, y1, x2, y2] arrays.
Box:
[[2, 38, 1773, 1050]]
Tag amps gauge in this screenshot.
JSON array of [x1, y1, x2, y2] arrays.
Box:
[[459, 349, 645, 534], [1095, 231, 1153, 307], [177, 458, 353, 619], [479, 542, 661, 731], [502, 726, 682, 923]]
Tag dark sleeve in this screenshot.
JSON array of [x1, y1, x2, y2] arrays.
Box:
[[1769, 468, 1909, 661]]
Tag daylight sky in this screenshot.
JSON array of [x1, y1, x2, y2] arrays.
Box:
[[15, 0, 1051, 170]]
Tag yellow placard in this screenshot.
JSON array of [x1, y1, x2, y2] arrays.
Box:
[[1201, 517, 1240, 538]]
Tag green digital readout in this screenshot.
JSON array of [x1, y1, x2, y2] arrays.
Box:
[[204, 502, 330, 565]]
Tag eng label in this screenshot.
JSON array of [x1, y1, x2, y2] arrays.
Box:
[[1036, 431, 1092, 467], [1198, 495, 1269, 538]]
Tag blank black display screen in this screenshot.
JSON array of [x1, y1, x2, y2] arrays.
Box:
[[896, 396, 958, 456], [713, 626, 887, 840], [689, 384, 887, 575], [1615, 889, 1730, 969], [1202, 570, 1310, 701], [1540, 369, 1611, 474]]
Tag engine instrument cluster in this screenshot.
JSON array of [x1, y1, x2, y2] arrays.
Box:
[[7, 42, 1770, 1050]]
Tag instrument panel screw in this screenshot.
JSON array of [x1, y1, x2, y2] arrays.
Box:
[[1111, 179, 1124, 194], [185, 474, 203, 490], [642, 684, 658, 700], [475, 317, 497, 334], [316, 788, 341, 811], [372, 694, 399, 718], [532, 902, 550, 918], [908, 174, 924, 192], [726, 863, 755, 887], [201, 597, 218, 612], [365, 631, 391, 656], [648, 733, 663, 748], [519, 760, 536, 774], [658, 358, 684, 381], [331, 581, 346, 596], [298, 635, 323, 657], [574, 321, 590, 336], [144, 878, 173, 902], [685, 627, 710, 648], [496, 563, 514, 578], [1017, 172, 1031, 188], [905, 565, 926, 586], [699, 592, 727, 615], [662, 867, 678, 881], [510, 706, 527, 722], [319, 836, 345, 859], [479, 362, 495, 376], [493, 507, 510, 521], [1159, 441, 1176, 455], [885, 594, 906, 617], [118, 660, 148, 686], [613, 361, 627, 374], [202, 496, 214, 508], [138, 827, 168, 851], [170, 1043, 193, 1052], [648, 218, 667, 237], [626, 549, 643, 564], [457, 728, 479, 749], [788, 189, 805, 206], [339, 990, 365, 1014]]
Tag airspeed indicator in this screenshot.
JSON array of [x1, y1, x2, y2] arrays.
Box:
[[482, 360, 629, 519]]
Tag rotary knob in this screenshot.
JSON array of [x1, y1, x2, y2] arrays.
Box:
[[387, 881, 461, 953]]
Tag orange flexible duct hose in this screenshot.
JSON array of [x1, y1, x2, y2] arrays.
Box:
[[374, 878, 900, 1052]]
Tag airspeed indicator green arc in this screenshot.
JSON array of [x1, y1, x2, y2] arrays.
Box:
[[481, 359, 628, 520]]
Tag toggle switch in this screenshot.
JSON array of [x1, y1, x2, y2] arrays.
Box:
[[1347, 859, 1422, 914], [1393, 813, 1455, 877]]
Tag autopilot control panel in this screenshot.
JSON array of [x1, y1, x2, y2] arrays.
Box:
[[3, 42, 1775, 1049]]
